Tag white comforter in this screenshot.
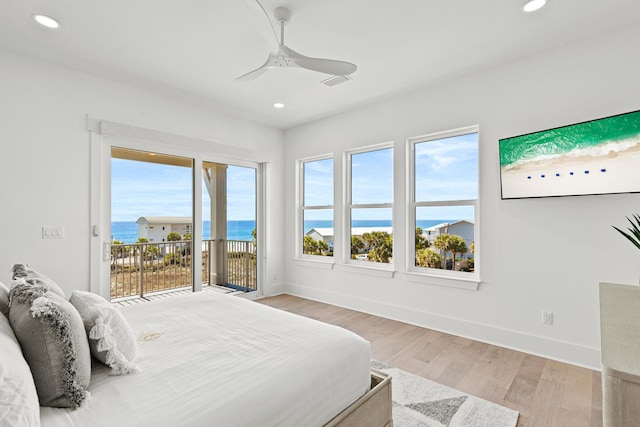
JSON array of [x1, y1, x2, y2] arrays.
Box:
[[40, 291, 371, 427]]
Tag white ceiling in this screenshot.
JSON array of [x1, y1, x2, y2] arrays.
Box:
[[1, 0, 638, 130]]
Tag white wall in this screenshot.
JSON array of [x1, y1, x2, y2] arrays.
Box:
[[0, 49, 285, 296], [283, 25, 640, 369]]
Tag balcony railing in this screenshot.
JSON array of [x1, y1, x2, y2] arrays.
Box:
[[110, 239, 257, 300]]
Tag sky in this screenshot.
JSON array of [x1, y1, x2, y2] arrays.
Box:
[[302, 133, 478, 221], [111, 133, 477, 222], [111, 159, 255, 222]]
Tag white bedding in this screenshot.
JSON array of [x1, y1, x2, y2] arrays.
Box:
[[40, 291, 371, 427]]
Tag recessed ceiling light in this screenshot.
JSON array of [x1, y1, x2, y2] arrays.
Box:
[[32, 14, 61, 29], [273, 102, 285, 109], [523, 0, 548, 12]]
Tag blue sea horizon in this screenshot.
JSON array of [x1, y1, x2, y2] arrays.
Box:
[[111, 219, 451, 244]]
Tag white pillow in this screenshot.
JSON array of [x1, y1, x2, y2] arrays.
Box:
[[69, 291, 138, 375], [0, 281, 9, 318], [0, 308, 41, 426]]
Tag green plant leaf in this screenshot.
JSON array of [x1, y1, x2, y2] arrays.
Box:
[[613, 214, 640, 251]]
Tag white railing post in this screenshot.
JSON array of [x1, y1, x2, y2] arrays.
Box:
[[139, 243, 145, 298], [245, 241, 250, 290]]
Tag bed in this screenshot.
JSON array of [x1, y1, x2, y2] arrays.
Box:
[[1, 282, 392, 427]]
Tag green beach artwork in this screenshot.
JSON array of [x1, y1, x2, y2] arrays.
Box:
[[499, 109, 640, 199]]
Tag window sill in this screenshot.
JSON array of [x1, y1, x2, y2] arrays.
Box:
[[339, 263, 395, 278], [404, 271, 480, 290], [293, 258, 335, 270]]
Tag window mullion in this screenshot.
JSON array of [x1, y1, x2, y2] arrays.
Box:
[[303, 205, 334, 210], [349, 203, 393, 210], [414, 199, 476, 208]]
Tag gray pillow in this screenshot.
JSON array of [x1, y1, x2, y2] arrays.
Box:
[[9, 281, 91, 408], [70, 290, 138, 375], [0, 281, 9, 318], [11, 264, 66, 298]]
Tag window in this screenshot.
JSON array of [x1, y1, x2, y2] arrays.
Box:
[[346, 145, 394, 265], [299, 156, 334, 258], [409, 127, 478, 278]]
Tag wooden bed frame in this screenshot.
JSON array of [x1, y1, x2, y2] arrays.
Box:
[[325, 369, 393, 427]]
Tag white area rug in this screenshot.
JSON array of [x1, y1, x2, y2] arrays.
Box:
[[372, 360, 519, 427]]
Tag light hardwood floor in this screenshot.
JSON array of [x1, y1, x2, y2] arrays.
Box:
[[258, 294, 602, 427]]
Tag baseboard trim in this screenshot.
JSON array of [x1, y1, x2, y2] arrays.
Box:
[[283, 282, 601, 371], [266, 282, 286, 296]]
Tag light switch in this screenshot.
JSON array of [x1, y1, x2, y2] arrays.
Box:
[[42, 226, 65, 239]]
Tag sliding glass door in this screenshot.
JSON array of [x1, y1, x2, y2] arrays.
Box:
[[202, 162, 257, 293], [105, 149, 261, 301], [110, 148, 194, 300]]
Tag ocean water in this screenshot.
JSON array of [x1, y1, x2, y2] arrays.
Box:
[[499, 110, 640, 168], [111, 219, 448, 243], [111, 221, 256, 243]]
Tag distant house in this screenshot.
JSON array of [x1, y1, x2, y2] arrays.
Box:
[[306, 228, 334, 249], [423, 220, 474, 256], [305, 226, 393, 253], [136, 216, 192, 242]]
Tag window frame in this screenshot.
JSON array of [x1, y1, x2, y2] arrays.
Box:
[[406, 125, 480, 286], [296, 154, 335, 263], [343, 142, 395, 270]]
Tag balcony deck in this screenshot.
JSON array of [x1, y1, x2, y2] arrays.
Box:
[[110, 239, 256, 301], [111, 284, 243, 308]]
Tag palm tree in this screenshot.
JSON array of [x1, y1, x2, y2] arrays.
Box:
[[317, 239, 329, 256], [448, 235, 468, 270], [303, 235, 318, 255], [166, 232, 182, 241], [182, 233, 192, 255], [415, 227, 429, 250], [135, 237, 158, 261], [363, 231, 393, 263], [433, 234, 452, 269], [351, 235, 365, 257], [110, 240, 124, 261], [416, 248, 442, 268]]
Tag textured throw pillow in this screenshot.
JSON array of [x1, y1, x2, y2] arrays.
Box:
[[69, 290, 138, 375], [0, 281, 9, 318], [9, 281, 91, 408], [0, 312, 40, 426], [11, 264, 66, 298]]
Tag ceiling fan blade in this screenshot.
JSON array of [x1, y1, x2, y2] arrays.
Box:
[[234, 64, 270, 83], [235, 52, 276, 83], [244, 0, 280, 53], [285, 46, 357, 76]]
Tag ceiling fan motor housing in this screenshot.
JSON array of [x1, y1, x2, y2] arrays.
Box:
[[273, 7, 291, 24]]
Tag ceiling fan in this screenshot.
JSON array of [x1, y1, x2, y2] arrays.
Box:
[[235, 0, 357, 83]]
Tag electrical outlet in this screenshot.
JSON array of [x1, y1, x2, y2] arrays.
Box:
[[542, 311, 554, 325]]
